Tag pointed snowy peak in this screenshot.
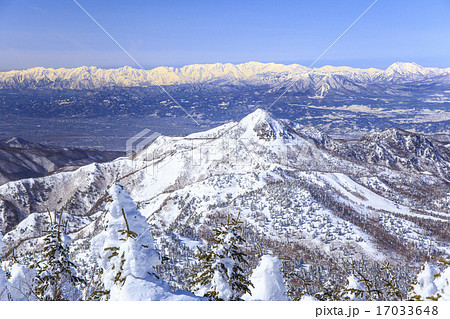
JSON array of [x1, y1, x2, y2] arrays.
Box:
[[238, 109, 296, 141], [384, 62, 441, 77], [239, 108, 274, 125], [386, 62, 423, 73]]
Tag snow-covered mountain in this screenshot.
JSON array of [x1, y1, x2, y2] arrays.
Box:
[[1, 62, 449, 92], [294, 126, 450, 181], [0, 109, 448, 291], [0, 137, 123, 186]]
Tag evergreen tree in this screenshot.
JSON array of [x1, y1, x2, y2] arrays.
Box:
[[31, 210, 85, 301], [433, 259, 450, 301], [189, 213, 253, 301], [340, 274, 366, 301], [91, 183, 198, 301], [0, 232, 10, 301], [408, 262, 440, 301], [314, 279, 342, 301], [379, 262, 403, 301], [90, 184, 160, 300], [409, 259, 450, 301]]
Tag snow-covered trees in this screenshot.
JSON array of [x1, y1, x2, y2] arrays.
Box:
[[409, 260, 450, 301], [314, 279, 343, 301], [0, 232, 9, 301], [31, 211, 85, 301], [433, 260, 450, 300], [8, 262, 37, 301], [2, 213, 81, 301], [189, 213, 253, 300], [310, 262, 403, 301], [340, 274, 366, 301], [91, 183, 198, 301], [408, 262, 440, 300], [243, 254, 289, 301]]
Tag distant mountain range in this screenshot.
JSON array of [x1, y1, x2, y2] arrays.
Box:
[[0, 61, 449, 151], [1, 62, 449, 94]]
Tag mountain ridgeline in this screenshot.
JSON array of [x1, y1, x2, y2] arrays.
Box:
[[1, 62, 449, 91]]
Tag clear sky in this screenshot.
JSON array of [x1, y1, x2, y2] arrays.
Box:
[[1, 0, 450, 71]]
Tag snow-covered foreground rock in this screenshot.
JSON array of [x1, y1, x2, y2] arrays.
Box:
[[0, 109, 448, 299]]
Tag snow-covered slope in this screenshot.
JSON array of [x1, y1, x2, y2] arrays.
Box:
[[0, 110, 448, 290]]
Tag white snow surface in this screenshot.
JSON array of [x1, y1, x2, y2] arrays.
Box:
[[243, 255, 289, 301], [7, 263, 37, 301], [410, 262, 440, 300], [434, 266, 450, 301], [109, 275, 198, 301]]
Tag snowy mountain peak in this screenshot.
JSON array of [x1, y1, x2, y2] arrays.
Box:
[[387, 62, 422, 71], [385, 62, 432, 76], [239, 108, 273, 124], [238, 109, 295, 141]]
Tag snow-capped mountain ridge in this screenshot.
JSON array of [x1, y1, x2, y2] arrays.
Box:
[[294, 125, 450, 181], [1, 62, 448, 90]]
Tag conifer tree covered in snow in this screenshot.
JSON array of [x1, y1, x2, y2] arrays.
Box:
[[314, 279, 343, 301], [8, 260, 37, 301], [91, 183, 198, 301], [409, 260, 450, 301], [433, 259, 450, 301], [0, 232, 10, 301], [408, 262, 440, 301], [243, 254, 289, 301], [340, 274, 366, 301], [31, 211, 84, 301], [189, 213, 253, 300]]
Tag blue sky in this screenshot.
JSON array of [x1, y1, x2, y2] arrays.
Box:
[[0, 0, 449, 71]]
